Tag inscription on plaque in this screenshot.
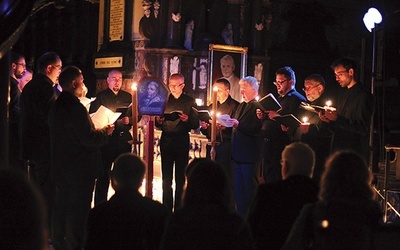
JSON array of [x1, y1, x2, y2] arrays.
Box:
[[109, 0, 125, 41], [94, 57, 123, 69]]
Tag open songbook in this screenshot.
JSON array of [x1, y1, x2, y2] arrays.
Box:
[[90, 105, 121, 129], [257, 93, 282, 112], [274, 114, 302, 128], [192, 107, 211, 122], [300, 102, 336, 113], [163, 110, 183, 121]]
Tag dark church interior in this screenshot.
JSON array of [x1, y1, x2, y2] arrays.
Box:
[[2, 0, 400, 246]]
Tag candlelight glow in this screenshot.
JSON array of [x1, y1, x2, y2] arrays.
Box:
[[131, 82, 137, 91], [210, 110, 214, 116], [326, 100, 332, 107], [302, 116, 309, 123], [255, 96, 260, 101], [217, 112, 221, 117], [213, 86, 218, 92], [195, 98, 203, 106]]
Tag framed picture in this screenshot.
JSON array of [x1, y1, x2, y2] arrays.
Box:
[[137, 77, 168, 115], [208, 44, 248, 102]]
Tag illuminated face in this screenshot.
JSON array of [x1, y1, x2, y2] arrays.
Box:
[[275, 74, 292, 96], [147, 82, 159, 99], [303, 79, 322, 102], [49, 59, 62, 84], [168, 77, 185, 98], [107, 70, 123, 93], [220, 58, 235, 78], [73, 74, 86, 97], [333, 65, 353, 88], [214, 82, 229, 103], [13, 59, 26, 79], [240, 82, 257, 103], [18, 71, 33, 90]]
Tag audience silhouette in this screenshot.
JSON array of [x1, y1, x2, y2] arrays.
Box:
[[282, 150, 383, 250], [0, 168, 48, 250], [160, 158, 255, 250], [248, 142, 319, 249], [85, 153, 169, 250]]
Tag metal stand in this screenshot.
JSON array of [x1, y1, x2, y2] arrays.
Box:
[[382, 145, 400, 222]]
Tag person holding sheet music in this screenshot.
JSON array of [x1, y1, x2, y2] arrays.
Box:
[[155, 73, 199, 212], [89, 69, 133, 206], [231, 76, 263, 217], [49, 66, 114, 250], [296, 74, 334, 183], [200, 78, 239, 201], [257, 66, 306, 183]]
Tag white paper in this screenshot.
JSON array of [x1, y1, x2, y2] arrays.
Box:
[[217, 114, 235, 127], [90, 105, 121, 129]]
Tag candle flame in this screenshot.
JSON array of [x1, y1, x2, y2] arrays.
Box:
[[255, 96, 260, 101], [302, 116, 309, 123], [213, 86, 219, 92], [326, 100, 332, 107], [131, 82, 137, 91], [217, 112, 221, 117]]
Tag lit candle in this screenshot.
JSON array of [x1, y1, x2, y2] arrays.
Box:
[[131, 82, 138, 145], [325, 100, 332, 108], [302, 116, 310, 125], [255, 95, 260, 101], [211, 86, 218, 143], [195, 98, 203, 107], [325, 100, 336, 111]]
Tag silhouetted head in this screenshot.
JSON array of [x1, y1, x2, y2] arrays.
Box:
[[320, 150, 374, 200], [111, 153, 146, 192], [281, 142, 315, 179], [183, 158, 232, 210]]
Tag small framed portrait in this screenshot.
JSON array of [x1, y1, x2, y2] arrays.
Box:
[[208, 44, 248, 102], [137, 77, 168, 115]]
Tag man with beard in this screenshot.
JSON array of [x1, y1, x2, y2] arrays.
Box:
[[89, 69, 133, 206], [8, 51, 26, 172], [257, 66, 306, 183], [319, 58, 373, 163]]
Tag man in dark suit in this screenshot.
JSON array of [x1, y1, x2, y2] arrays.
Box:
[[89, 69, 133, 206], [258, 66, 307, 183], [248, 142, 319, 250], [19, 51, 62, 229], [231, 76, 263, 217], [296, 74, 334, 183], [155, 73, 199, 212], [320, 57, 374, 163], [86, 153, 169, 250], [200, 78, 239, 200], [49, 66, 114, 250]]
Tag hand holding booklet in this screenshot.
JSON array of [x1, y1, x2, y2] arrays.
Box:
[[217, 114, 235, 127], [90, 105, 122, 129], [163, 110, 183, 121], [257, 93, 282, 112], [274, 114, 302, 128]]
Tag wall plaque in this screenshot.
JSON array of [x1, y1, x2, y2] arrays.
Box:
[[94, 56, 123, 68], [109, 0, 125, 41]]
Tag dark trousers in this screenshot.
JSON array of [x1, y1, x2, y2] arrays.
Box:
[[234, 161, 259, 218], [206, 141, 235, 206], [262, 140, 285, 183], [29, 159, 55, 234], [94, 136, 131, 206], [160, 133, 190, 212], [52, 180, 95, 250]]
